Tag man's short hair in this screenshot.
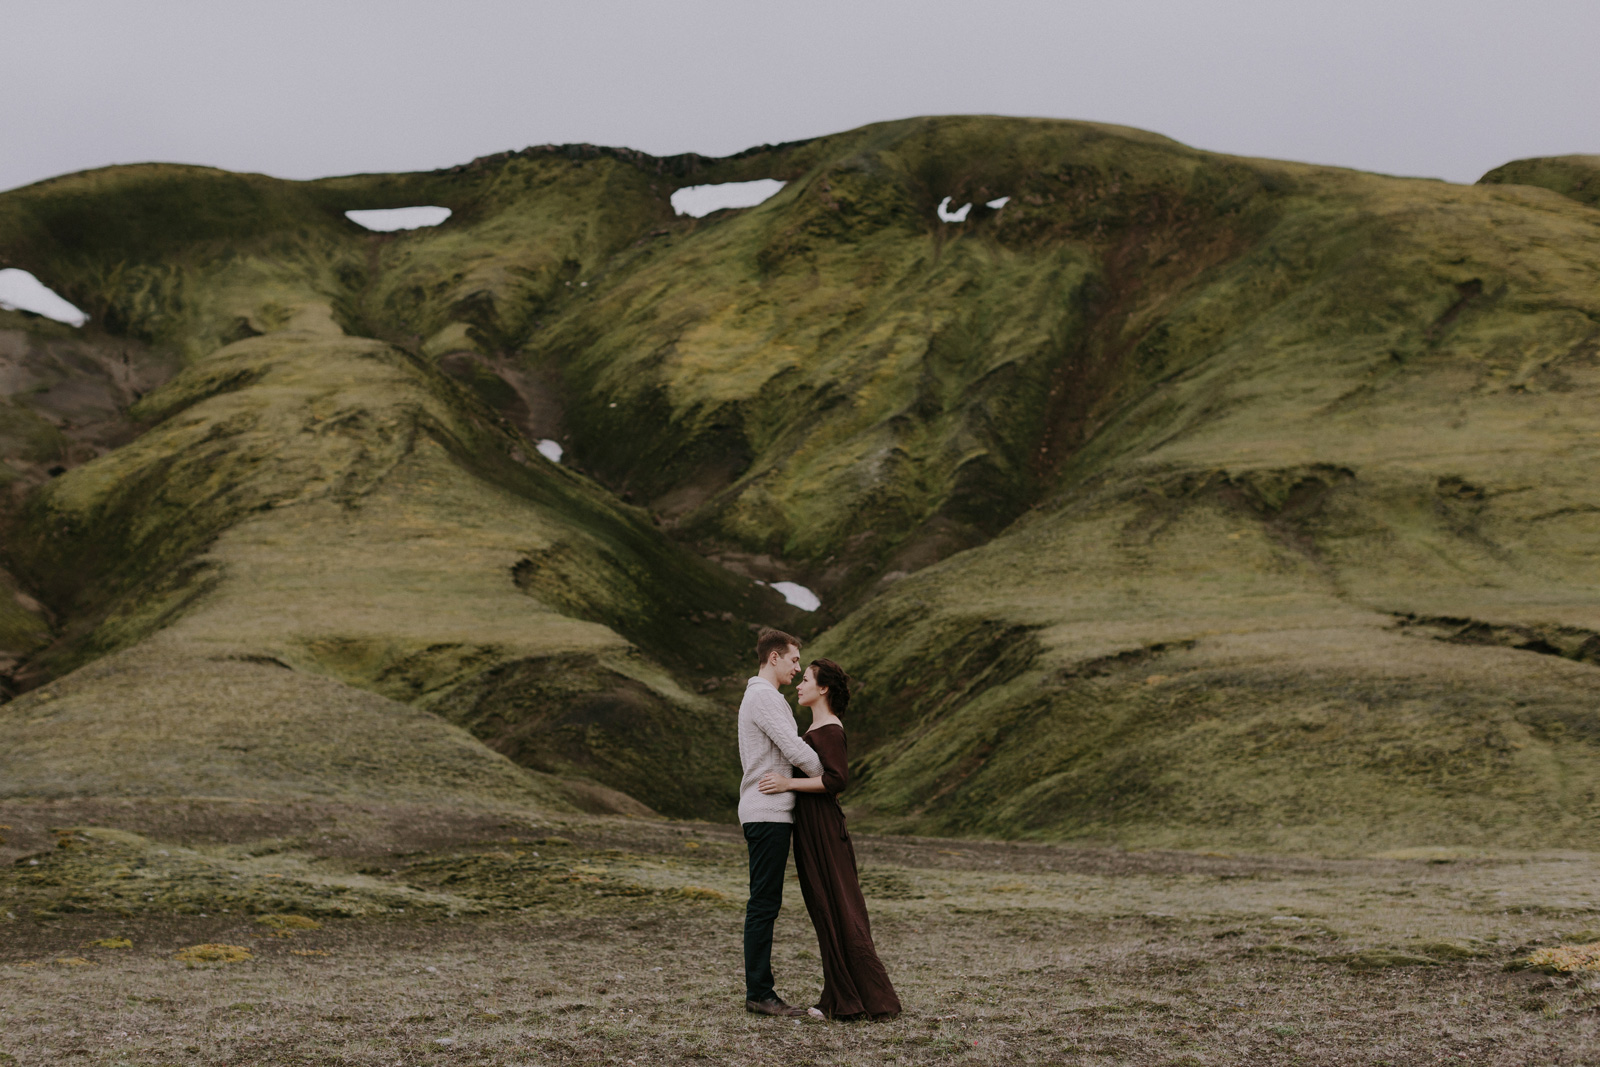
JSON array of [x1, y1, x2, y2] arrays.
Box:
[[756, 628, 801, 666]]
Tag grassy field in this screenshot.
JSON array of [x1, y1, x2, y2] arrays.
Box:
[[3, 801, 1599, 1066]]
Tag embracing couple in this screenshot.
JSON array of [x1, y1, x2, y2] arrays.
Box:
[[738, 627, 901, 1022]]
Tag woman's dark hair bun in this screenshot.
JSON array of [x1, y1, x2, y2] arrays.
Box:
[[809, 658, 851, 716]]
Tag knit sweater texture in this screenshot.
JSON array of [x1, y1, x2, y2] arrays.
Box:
[[737, 676, 824, 824]]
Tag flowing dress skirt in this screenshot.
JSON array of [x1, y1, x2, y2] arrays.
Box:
[[791, 724, 901, 1019]]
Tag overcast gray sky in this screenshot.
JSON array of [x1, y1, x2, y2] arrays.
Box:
[[3, 0, 1596, 194]]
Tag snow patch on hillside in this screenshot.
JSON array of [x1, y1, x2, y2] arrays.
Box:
[[0, 269, 88, 326], [345, 206, 452, 231], [671, 180, 785, 218], [770, 581, 820, 612]]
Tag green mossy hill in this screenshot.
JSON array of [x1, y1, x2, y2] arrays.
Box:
[[0, 164, 363, 358], [529, 118, 1598, 609], [3, 116, 1599, 851], [0, 647, 568, 808], [799, 133, 1600, 849], [0, 155, 807, 819], [538, 118, 1251, 594], [1479, 155, 1600, 207], [6, 328, 789, 816], [0, 153, 683, 362]]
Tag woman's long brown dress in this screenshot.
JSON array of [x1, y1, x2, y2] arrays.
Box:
[[791, 723, 902, 1019]]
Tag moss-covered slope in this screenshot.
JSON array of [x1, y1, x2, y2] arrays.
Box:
[[1479, 154, 1600, 208], [2, 324, 803, 816], [529, 120, 1600, 850], [0, 159, 801, 818], [789, 137, 1600, 851], [2, 120, 1598, 851]]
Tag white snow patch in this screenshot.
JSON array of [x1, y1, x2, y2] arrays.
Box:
[[937, 197, 971, 223], [986, 196, 1011, 209], [770, 581, 820, 612], [345, 206, 452, 232], [671, 179, 786, 218], [0, 269, 87, 326], [535, 439, 564, 463]]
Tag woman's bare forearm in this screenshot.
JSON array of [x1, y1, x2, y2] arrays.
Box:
[[784, 776, 827, 793]]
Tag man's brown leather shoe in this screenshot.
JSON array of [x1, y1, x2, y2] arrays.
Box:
[[745, 997, 807, 1017]]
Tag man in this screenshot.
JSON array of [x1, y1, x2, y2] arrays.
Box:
[[739, 627, 824, 1017]]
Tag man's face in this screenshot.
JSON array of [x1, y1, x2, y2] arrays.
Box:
[[774, 645, 801, 686]]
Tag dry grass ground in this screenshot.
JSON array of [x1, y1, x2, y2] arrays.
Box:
[[3, 802, 1598, 1066]]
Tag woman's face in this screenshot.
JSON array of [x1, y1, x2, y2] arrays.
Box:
[[796, 666, 825, 709]]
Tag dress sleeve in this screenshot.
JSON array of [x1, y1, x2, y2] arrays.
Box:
[[818, 729, 849, 794]]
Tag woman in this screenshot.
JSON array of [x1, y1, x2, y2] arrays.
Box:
[[758, 658, 901, 1021]]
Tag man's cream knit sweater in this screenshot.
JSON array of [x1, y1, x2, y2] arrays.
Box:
[[737, 676, 824, 825]]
